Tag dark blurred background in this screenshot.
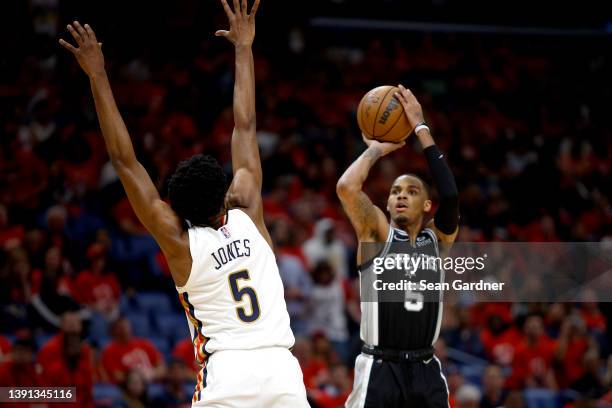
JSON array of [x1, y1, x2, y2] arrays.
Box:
[[0, 1, 610, 407]]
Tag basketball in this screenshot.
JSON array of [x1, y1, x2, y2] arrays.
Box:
[[357, 85, 413, 143]]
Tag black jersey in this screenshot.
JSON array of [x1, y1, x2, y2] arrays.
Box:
[[359, 227, 443, 351]]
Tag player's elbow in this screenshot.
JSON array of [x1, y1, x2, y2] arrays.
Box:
[[234, 120, 256, 135], [109, 155, 127, 171], [336, 178, 359, 200]]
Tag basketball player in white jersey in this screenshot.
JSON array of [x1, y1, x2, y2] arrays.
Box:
[[59, 1, 309, 406]]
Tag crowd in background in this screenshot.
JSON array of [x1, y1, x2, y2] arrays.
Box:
[[0, 1, 611, 407]]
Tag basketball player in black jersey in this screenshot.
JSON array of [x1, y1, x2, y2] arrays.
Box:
[[337, 85, 459, 408]]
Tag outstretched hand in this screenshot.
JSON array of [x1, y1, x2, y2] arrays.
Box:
[[362, 133, 405, 156], [216, 0, 260, 47], [59, 21, 104, 78]]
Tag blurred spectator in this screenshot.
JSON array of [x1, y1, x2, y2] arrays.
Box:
[[569, 348, 606, 398], [0, 141, 48, 211], [435, 338, 463, 406], [309, 261, 349, 362], [0, 335, 10, 362], [309, 363, 352, 408], [30, 246, 78, 330], [502, 391, 526, 408], [45, 205, 75, 259], [455, 383, 481, 408], [38, 311, 88, 370], [0, 204, 24, 249], [0, 335, 40, 387], [171, 338, 199, 380], [151, 359, 192, 408], [43, 325, 95, 407], [294, 336, 328, 391], [554, 313, 595, 388], [102, 317, 166, 384], [480, 314, 522, 367], [508, 314, 557, 389], [2, 247, 33, 305], [303, 218, 348, 280], [73, 243, 121, 320], [115, 368, 150, 408], [480, 364, 507, 408], [580, 289, 607, 334], [278, 247, 313, 336], [443, 306, 485, 357]]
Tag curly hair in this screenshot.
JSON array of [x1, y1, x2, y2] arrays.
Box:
[[168, 154, 228, 228]]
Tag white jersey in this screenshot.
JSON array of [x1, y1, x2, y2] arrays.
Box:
[[176, 208, 294, 366]]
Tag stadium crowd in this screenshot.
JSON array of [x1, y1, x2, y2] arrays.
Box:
[[0, 1, 611, 407]]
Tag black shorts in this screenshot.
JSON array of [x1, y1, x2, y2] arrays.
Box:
[[345, 350, 449, 408]]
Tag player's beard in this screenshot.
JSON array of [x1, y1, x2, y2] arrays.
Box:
[[393, 213, 410, 227]]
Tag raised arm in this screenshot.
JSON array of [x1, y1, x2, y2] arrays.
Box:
[[336, 136, 404, 242], [215, 0, 271, 243], [59, 22, 190, 285], [395, 85, 459, 243]]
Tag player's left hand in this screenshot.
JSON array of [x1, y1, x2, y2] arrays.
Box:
[[394, 84, 425, 130], [361, 133, 405, 156], [215, 0, 260, 47], [59, 21, 105, 78]]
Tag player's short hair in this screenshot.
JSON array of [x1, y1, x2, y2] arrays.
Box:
[[396, 173, 431, 198], [168, 154, 228, 228]]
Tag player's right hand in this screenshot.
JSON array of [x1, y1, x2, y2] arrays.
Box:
[[59, 21, 105, 78], [215, 0, 261, 47], [361, 133, 405, 156]]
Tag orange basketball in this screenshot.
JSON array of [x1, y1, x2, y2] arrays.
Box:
[[357, 85, 413, 143]]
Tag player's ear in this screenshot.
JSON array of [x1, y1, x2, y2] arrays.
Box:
[[423, 199, 432, 213]]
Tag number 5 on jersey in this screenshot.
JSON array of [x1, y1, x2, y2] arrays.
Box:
[[229, 270, 261, 323]]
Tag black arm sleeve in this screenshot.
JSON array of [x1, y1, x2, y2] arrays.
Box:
[[424, 145, 459, 234]]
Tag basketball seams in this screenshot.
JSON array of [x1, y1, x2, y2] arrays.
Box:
[[378, 95, 409, 140], [372, 86, 395, 138]]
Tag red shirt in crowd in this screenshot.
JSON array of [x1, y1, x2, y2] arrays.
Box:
[[0, 360, 40, 387], [0, 359, 41, 408], [102, 338, 163, 383], [481, 326, 522, 366], [581, 309, 606, 332], [73, 269, 121, 312], [557, 337, 589, 387], [310, 390, 351, 408], [39, 336, 94, 408], [0, 224, 24, 249], [0, 336, 11, 362], [508, 335, 556, 388], [172, 338, 199, 373]]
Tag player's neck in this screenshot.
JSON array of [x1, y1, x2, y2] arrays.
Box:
[[391, 220, 423, 244], [208, 209, 227, 229]]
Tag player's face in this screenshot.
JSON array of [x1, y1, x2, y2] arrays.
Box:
[[386, 175, 431, 226]]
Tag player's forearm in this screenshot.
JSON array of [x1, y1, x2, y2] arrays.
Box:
[[233, 45, 256, 132], [337, 146, 382, 194], [421, 130, 459, 234], [89, 71, 138, 166]]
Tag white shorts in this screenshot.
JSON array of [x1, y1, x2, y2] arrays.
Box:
[[192, 347, 310, 408]]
